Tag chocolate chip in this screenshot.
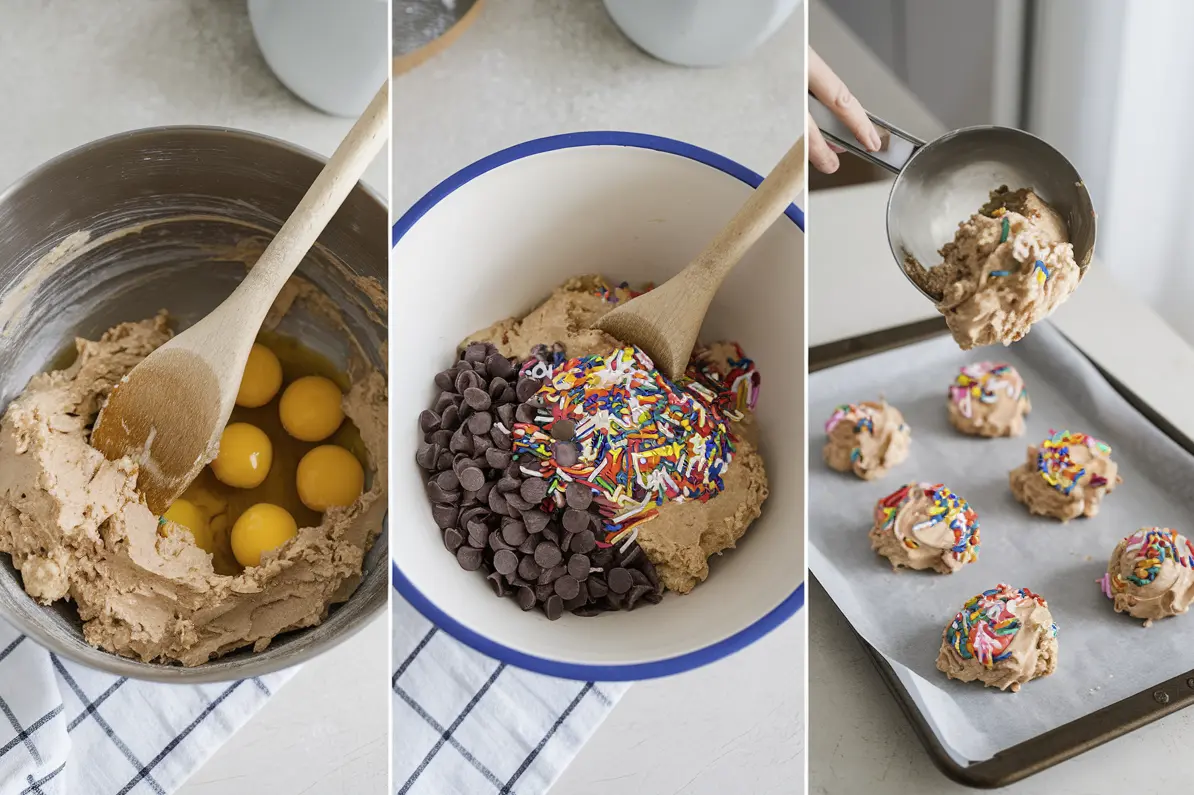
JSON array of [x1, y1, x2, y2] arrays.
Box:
[[456, 546, 483, 571], [521, 509, 550, 535], [418, 409, 440, 432], [571, 530, 596, 554], [516, 586, 537, 610], [553, 442, 579, 467], [431, 429, 453, 449], [460, 491, 480, 507], [504, 491, 533, 511], [535, 583, 555, 603], [587, 577, 608, 599], [426, 481, 459, 504], [561, 531, 576, 553], [459, 506, 487, 526], [466, 520, 489, 548], [454, 370, 473, 394], [488, 531, 512, 552], [463, 342, 489, 363], [644, 562, 660, 588], [463, 387, 491, 412], [505, 461, 523, 479], [433, 392, 458, 413], [543, 595, 563, 620], [436, 451, 454, 471], [431, 504, 458, 530], [459, 466, 485, 492], [478, 481, 494, 502], [495, 476, 519, 494], [472, 435, 492, 457], [626, 584, 654, 610], [486, 448, 512, 470], [608, 567, 633, 594], [516, 377, 542, 402], [443, 527, 464, 551], [468, 413, 493, 435], [435, 469, 460, 491], [520, 478, 548, 504], [567, 554, 590, 580], [440, 404, 460, 431], [514, 403, 538, 423], [449, 430, 473, 455], [501, 520, 527, 545], [551, 419, 576, 440], [434, 370, 456, 391], [490, 426, 512, 450], [415, 442, 438, 470], [564, 482, 593, 510], [487, 376, 509, 399], [573, 604, 604, 617], [517, 555, 541, 580], [518, 533, 539, 554], [487, 354, 516, 379], [496, 404, 516, 427], [554, 575, 580, 600], [541, 522, 560, 545], [620, 545, 643, 568], [630, 568, 651, 587], [644, 589, 663, 604], [605, 590, 624, 610], [592, 547, 614, 568], [534, 542, 562, 569], [487, 488, 508, 515], [539, 564, 567, 585], [493, 549, 519, 576], [562, 508, 589, 535]]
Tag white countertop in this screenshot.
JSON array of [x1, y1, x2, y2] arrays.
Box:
[[394, 2, 804, 793], [809, 2, 1194, 792], [1, 3, 388, 794]]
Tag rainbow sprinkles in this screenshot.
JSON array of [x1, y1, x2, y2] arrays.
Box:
[[949, 362, 1025, 419], [946, 584, 1057, 668], [1036, 430, 1112, 495], [877, 482, 979, 564]]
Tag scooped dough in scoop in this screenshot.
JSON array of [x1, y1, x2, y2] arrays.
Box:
[[908, 187, 1080, 350]]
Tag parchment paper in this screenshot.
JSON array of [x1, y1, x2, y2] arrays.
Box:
[[808, 322, 1194, 762]]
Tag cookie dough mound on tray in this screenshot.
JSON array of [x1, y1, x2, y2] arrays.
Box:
[[1009, 430, 1120, 521], [869, 482, 979, 574], [1100, 528, 1194, 625], [909, 187, 1080, 350], [947, 362, 1031, 437], [936, 583, 1058, 692], [823, 400, 910, 480]]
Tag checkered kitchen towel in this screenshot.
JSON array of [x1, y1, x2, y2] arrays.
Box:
[[0, 618, 293, 795], [392, 596, 630, 795]]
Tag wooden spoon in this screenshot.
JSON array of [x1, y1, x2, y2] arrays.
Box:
[[596, 136, 805, 379], [91, 80, 391, 514]]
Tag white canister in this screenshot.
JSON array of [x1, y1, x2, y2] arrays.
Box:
[[603, 0, 801, 67], [249, 0, 389, 117]]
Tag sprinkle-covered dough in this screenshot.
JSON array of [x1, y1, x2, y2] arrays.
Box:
[[823, 400, 910, 480], [908, 187, 1080, 350], [937, 584, 1059, 692], [869, 482, 979, 574], [948, 362, 1031, 437], [1009, 430, 1120, 521], [1100, 528, 1194, 625]]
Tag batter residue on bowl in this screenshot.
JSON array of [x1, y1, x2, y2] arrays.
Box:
[[0, 297, 387, 666], [416, 275, 768, 620]]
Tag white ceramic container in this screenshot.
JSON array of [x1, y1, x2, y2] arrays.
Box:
[[392, 132, 804, 680]]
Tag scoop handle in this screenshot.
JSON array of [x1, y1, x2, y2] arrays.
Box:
[[808, 94, 925, 174]]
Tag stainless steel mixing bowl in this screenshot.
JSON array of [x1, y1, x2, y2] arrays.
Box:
[[0, 127, 388, 683]]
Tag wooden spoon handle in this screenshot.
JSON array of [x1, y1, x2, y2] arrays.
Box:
[[236, 79, 391, 326], [691, 135, 805, 280]]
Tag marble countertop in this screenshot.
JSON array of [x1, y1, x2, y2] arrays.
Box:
[[1, 3, 387, 793], [394, 2, 804, 793]]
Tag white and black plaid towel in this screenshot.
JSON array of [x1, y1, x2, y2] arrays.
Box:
[[392, 596, 629, 795], [0, 618, 293, 795]]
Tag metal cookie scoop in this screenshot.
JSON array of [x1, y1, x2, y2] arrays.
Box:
[[809, 96, 1097, 302]]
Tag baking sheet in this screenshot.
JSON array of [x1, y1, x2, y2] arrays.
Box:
[[808, 322, 1194, 762]]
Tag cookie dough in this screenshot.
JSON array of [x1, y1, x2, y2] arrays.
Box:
[[948, 362, 1031, 437], [0, 315, 387, 666], [870, 482, 979, 574], [909, 187, 1080, 350], [1009, 430, 1120, 521], [1100, 528, 1194, 625], [936, 583, 1059, 692], [465, 276, 768, 596], [823, 401, 910, 480]]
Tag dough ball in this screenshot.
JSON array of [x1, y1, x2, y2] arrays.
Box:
[[1101, 527, 1194, 625], [936, 583, 1058, 692], [947, 362, 1030, 437], [870, 482, 979, 574], [1009, 430, 1120, 521], [823, 400, 910, 480], [280, 375, 344, 442]]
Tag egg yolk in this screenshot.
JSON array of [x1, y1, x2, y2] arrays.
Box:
[[231, 503, 298, 568], [211, 422, 273, 489], [236, 343, 283, 408], [296, 445, 365, 512], [161, 498, 214, 553], [279, 375, 344, 442]]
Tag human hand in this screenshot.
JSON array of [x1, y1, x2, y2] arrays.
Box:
[[808, 48, 882, 173]]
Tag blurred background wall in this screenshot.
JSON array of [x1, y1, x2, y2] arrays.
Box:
[[815, 0, 1194, 342]]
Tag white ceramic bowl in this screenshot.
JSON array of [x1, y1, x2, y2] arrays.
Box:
[[392, 132, 804, 680]]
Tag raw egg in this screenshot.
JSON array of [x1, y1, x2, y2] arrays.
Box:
[[279, 375, 344, 442], [231, 503, 298, 568], [211, 422, 273, 489], [161, 498, 214, 553], [236, 343, 283, 408], [296, 445, 365, 512]]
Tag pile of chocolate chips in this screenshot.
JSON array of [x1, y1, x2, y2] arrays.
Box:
[[416, 341, 664, 620]]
